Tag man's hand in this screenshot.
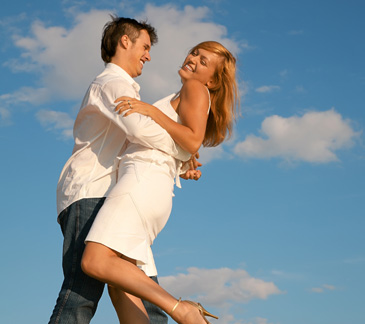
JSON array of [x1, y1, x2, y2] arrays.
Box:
[[180, 152, 202, 181]]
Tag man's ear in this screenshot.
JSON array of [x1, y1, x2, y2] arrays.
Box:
[[120, 35, 129, 49]]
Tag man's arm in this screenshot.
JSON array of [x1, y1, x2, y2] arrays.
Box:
[[97, 78, 190, 161]]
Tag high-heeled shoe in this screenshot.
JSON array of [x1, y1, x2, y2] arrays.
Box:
[[170, 298, 218, 324]]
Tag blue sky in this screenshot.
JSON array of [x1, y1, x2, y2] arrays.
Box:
[[1, 1, 364, 323]]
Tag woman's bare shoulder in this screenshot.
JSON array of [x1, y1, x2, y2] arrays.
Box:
[[180, 79, 208, 98]]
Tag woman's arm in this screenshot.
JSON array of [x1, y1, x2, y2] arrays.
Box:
[[115, 79, 209, 154]]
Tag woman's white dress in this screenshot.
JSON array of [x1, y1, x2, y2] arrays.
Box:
[[85, 94, 182, 276]]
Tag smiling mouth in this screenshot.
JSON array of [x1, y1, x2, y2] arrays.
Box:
[[182, 63, 194, 72]]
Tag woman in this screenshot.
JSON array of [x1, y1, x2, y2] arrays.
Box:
[[81, 41, 239, 324]]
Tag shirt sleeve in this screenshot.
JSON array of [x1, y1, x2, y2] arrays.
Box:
[[97, 78, 191, 161]]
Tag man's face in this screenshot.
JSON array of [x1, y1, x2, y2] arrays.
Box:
[[127, 29, 152, 78]]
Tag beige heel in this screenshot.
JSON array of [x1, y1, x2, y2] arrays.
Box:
[[184, 300, 218, 323], [170, 297, 218, 324]]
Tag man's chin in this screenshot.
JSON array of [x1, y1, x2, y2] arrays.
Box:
[[131, 70, 142, 78]]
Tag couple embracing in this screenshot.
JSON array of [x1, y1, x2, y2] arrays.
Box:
[[49, 15, 238, 324]]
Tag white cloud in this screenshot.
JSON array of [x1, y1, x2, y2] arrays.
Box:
[[217, 315, 275, 324], [310, 284, 336, 293], [159, 267, 283, 307], [239, 79, 250, 99], [36, 110, 74, 139], [242, 102, 273, 117], [256, 318, 271, 324], [295, 85, 306, 93], [271, 269, 304, 280], [0, 107, 12, 126], [1, 87, 51, 105], [8, 10, 109, 102], [311, 287, 324, 293], [234, 109, 359, 163], [136, 4, 242, 102], [217, 314, 244, 324], [213, 313, 273, 324], [160, 267, 282, 324], [288, 30, 304, 35], [255, 85, 280, 93], [250, 318, 273, 324], [4, 4, 244, 146], [5, 5, 243, 105], [198, 145, 226, 164], [322, 284, 336, 290], [279, 69, 288, 78], [343, 256, 365, 264], [197, 130, 237, 163]]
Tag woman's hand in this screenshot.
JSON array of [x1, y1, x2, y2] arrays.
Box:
[[180, 169, 201, 181], [180, 153, 202, 181], [114, 96, 155, 117]]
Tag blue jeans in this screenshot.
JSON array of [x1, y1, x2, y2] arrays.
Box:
[[49, 198, 168, 324]]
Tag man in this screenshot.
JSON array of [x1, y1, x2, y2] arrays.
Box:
[[49, 16, 197, 324]]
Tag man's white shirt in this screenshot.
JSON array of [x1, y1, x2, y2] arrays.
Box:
[[57, 63, 189, 218]]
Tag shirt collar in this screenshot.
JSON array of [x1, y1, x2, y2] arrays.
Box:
[[105, 63, 141, 93]]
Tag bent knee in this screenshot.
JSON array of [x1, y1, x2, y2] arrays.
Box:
[[81, 242, 115, 280], [81, 251, 95, 277], [81, 244, 102, 278]]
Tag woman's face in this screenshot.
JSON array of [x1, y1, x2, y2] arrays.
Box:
[[179, 47, 221, 88]]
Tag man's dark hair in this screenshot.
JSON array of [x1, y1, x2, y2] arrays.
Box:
[[101, 16, 158, 63]]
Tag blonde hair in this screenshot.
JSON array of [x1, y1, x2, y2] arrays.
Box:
[[189, 41, 239, 147]]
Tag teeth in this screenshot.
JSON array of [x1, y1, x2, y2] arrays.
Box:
[[184, 64, 193, 72]]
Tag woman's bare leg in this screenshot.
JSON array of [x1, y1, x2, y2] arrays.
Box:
[[82, 242, 176, 310], [108, 253, 149, 324], [108, 285, 149, 324], [81, 242, 207, 324]]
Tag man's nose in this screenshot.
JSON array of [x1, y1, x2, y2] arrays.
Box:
[[145, 51, 151, 61]]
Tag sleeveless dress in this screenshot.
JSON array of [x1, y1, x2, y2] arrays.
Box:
[[85, 91, 210, 276]]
